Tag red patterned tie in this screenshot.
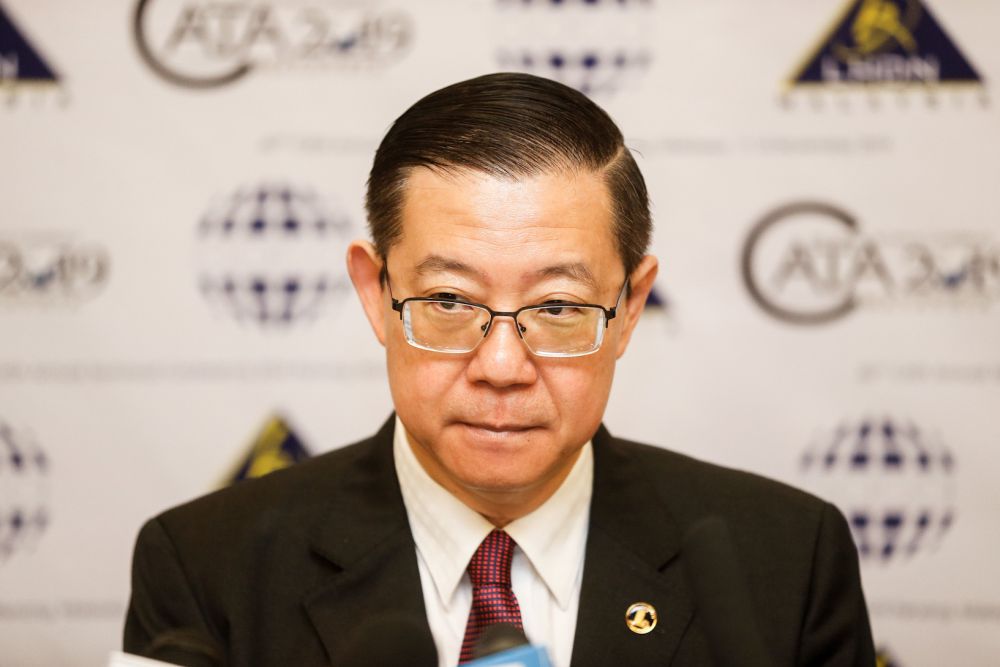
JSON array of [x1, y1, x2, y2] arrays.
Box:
[[458, 529, 524, 664]]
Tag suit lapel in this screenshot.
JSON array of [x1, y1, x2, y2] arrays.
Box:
[[571, 426, 695, 667], [298, 419, 695, 665], [301, 417, 436, 663]]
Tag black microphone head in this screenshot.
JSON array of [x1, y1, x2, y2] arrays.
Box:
[[142, 628, 225, 667], [472, 623, 529, 659], [336, 613, 438, 667]]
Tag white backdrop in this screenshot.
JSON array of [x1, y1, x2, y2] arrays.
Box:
[[2, 1, 998, 665]]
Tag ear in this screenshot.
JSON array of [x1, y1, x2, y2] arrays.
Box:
[[614, 254, 659, 359], [346, 240, 387, 347]]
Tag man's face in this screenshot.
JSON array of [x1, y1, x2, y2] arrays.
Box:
[[351, 167, 653, 516]]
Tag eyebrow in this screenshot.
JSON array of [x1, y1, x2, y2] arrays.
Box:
[[534, 262, 599, 291], [412, 255, 598, 291], [413, 254, 485, 280]]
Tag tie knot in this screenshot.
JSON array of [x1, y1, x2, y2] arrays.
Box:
[[467, 530, 516, 588]]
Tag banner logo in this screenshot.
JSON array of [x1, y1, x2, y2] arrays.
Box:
[[195, 181, 353, 327], [800, 416, 956, 563], [0, 420, 50, 563], [0, 236, 109, 304], [0, 2, 61, 98], [788, 0, 983, 89], [876, 647, 903, 667], [133, 0, 414, 89], [741, 201, 1000, 325], [493, 0, 654, 96], [224, 414, 311, 485]]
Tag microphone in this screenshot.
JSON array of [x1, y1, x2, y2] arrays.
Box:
[[336, 613, 438, 666], [464, 624, 552, 667], [681, 516, 775, 667]]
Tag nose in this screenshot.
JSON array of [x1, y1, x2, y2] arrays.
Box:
[[465, 316, 538, 388]]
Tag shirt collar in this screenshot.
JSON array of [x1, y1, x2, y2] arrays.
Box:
[[393, 416, 593, 611], [505, 439, 592, 610]]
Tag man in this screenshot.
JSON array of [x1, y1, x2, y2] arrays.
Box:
[[125, 73, 874, 666]]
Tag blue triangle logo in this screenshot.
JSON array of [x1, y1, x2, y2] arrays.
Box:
[[645, 286, 667, 310], [0, 3, 59, 83], [226, 415, 312, 485], [789, 0, 983, 87]]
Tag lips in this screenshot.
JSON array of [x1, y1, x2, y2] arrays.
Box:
[[460, 421, 537, 433]]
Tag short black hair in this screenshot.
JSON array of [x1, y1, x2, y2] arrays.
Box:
[[365, 72, 651, 279]]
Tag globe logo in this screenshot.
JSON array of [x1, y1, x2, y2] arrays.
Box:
[[0, 420, 50, 563], [195, 182, 353, 327], [493, 0, 654, 96], [800, 416, 956, 563]]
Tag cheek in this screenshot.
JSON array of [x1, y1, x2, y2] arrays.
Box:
[[386, 337, 464, 406], [539, 354, 616, 429]]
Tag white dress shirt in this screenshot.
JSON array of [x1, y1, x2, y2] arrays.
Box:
[[393, 417, 593, 667]]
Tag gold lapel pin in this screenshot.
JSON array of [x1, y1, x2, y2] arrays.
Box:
[[625, 601, 657, 634]]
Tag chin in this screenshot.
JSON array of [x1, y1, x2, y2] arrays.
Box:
[[449, 448, 561, 495], [458, 468, 545, 496]]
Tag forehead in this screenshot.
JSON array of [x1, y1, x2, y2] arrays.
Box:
[[394, 167, 618, 284]]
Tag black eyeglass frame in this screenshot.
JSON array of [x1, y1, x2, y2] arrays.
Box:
[[385, 269, 629, 356]]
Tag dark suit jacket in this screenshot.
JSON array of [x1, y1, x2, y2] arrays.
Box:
[[124, 417, 874, 666]]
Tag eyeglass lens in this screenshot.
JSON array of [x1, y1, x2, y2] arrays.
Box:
[[401, 300, 605, 356]]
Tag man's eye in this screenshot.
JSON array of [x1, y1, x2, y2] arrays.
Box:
[[431, 293, 462, 311], [539, 301, 582, 317]]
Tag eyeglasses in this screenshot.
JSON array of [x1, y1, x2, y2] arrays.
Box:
[[387, 273, 628, 358]]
